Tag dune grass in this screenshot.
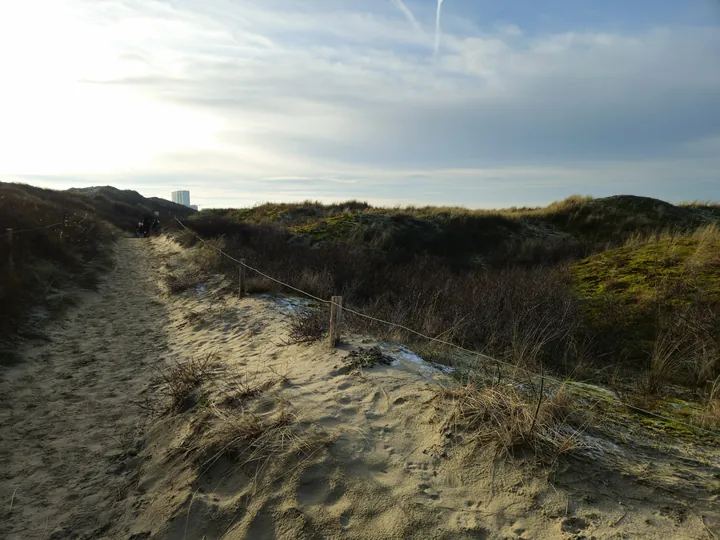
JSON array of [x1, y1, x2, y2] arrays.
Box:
[[435, 380, 589, 462]]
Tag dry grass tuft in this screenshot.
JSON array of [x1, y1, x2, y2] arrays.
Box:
[[693, 377, 720, 428], [245, 276, 279, 294], [219, 374, 279, 408], [177, 361, 333, 488], [157, 353, 217, 414], [164, 269, 203, 294], [436, 380, 588, 462], [195, 237, 226, 270], [689, 223, 720, 269], [174, 228, 198, 247], [196, 401, 334, 490], [634, 330, 688, 397], [297, 268, 334, 299], [286, 309, 328, 344]]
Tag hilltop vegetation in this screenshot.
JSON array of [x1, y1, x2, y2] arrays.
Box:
[[0, 182, 193, 362], [184, 195, 720, 418], [192, 195, 717, 267]]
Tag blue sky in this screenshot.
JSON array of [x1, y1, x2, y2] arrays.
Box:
[[1, 0, 719, 209]]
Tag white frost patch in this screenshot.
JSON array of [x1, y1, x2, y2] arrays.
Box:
[[195, 284, 207, 293], [259, 294, 308, 315], [275, 298, 303, 314], [384, 345, 455, 377], [397, 346, 425, 365]]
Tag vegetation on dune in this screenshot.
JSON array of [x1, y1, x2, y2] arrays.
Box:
[[184, 195, 720, 418], [573, 225, 720, 332], [68, 185, 195, 231], [0, 181, 193, 363], [190, 194, 715, 269], [571, 225, 720, 393]]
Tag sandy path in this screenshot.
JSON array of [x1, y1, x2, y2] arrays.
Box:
[[0, 238, 171, 540]]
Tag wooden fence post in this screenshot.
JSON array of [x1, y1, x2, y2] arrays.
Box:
[[239, 259, 246, 297], [6, 228, 13, 269], [328, 296, 343, 348]]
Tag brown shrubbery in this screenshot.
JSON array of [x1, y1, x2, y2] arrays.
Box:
[[184, 198, 719, 396]]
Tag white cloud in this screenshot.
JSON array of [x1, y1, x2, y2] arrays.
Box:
[[0, 0, 718, 206]]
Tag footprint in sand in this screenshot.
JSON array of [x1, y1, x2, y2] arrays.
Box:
[[246, 501, 277, 539], [252, 398, 277, 414], [448, 512, 491, 539], [296, 463, 345, 506], [340, 510, 352, 529], [196, 455, 251, 498], [364, 390, 389, 419]]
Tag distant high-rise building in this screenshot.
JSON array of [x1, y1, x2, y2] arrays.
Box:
[[171, 190, 191, 207]]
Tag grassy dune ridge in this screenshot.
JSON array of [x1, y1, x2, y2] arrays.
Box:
[[184, 195, 720, 410]]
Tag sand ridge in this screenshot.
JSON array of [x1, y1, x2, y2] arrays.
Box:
[[1, 236, 717, 539]]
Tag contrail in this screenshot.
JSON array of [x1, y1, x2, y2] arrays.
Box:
[[434, 0, 444, 56], [390, 0, 422, 32]]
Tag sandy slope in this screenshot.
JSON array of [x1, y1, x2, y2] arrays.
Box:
[[1, 236, 718, 540], [0, 238, 174, 539]]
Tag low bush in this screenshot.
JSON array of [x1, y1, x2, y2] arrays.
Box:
[[436, 381, 588, 462], [245, 276, 279, 294], [286, 309, 329, 345]]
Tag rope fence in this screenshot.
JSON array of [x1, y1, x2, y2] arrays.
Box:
[[4, 213, 94, 270], [4, 212, 91, 238], [174, 217, 720, 440], [6, 221, 66, 235]]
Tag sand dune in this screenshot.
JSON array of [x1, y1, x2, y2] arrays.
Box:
[[1, 236, 717, 539]]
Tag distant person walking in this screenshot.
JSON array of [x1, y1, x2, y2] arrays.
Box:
[[142, 216, 152, 237]]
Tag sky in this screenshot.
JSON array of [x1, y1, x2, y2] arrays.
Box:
[[1, 0, 719, 209]]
